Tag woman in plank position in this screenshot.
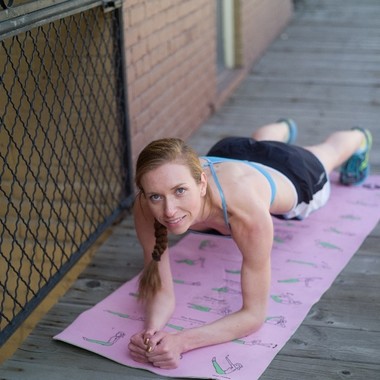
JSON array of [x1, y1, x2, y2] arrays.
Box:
[[128, 119, 372, 369]]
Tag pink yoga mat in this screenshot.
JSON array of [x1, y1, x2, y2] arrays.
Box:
[[54, 174, 380, 379]]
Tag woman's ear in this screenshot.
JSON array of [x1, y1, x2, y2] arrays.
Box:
[[200, 172, 207, 197]]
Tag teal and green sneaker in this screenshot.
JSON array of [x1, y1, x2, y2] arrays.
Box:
[[339, 127, 372, 186]]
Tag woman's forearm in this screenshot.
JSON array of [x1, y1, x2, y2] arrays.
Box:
[[179, 308, 264, 353], [144, 289, 176, 331]]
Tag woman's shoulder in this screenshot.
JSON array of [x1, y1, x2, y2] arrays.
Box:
[[214, 164, 273, 210]]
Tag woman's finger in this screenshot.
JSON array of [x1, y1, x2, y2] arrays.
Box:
[[143, 329, 158, 349], [148, 352, 181, 369], [144, 330, 168, 352], [128, 340, 147, 356], [128, 341, 150, 363]]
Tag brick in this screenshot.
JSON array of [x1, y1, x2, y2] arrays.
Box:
[[130, 41, 147, 63], [124, 26, 140, 46], [129, 4, 146, 27], [147, 31, 161, 52], [145, 1, 161, 18]]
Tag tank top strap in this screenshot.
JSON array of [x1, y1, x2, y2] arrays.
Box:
[[245, 162, 277, 205], [203, 156, 276, 205], [201, 157, 231, 230]]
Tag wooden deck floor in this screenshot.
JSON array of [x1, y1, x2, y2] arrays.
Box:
[[1, 0, 380, 379]]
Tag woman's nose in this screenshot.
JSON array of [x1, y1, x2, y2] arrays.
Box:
[[164, 199, 176, 217]]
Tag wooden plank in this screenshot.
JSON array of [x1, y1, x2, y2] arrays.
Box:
[[260, 355, 380, 380], [304, 298, 380, 332], [280, 325, 380, 364]]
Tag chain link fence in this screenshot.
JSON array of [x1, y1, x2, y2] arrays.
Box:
[[0, 1, 133, 345]]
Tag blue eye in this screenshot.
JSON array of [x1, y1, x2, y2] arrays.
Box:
[[149, 194, 162, 202], [176, 187, 186, 195]]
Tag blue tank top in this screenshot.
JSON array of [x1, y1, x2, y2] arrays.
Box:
[[201, 156, 277, 230]]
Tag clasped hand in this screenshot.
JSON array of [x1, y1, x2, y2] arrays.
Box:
[[128, 329, 183, 369]]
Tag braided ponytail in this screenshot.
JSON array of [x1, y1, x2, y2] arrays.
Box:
[[135, 138, 212, 301], [138, 220, 168, 300]]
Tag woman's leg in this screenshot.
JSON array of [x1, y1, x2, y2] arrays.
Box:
[[303, 129, 369, 175], [252, 119, 297, 143], [253, 121, 371, 184]]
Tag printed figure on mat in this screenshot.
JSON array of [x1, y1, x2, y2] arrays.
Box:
[[128, 119, 372, 369]]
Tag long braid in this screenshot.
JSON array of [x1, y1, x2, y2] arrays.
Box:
[[152, 219, 168, 262], [138, 220, 168, 300], [135, 138, 210, 301]]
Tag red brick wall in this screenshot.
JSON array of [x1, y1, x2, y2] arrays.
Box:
[[122, 0, 293, 162], [123, 0, 217, 162]]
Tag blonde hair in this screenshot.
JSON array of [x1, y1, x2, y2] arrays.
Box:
[[135, 138, 211, 300]]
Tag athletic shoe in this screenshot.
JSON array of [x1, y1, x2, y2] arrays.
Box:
[[339, 127, 372, 186], [277, 118, 298, 144]]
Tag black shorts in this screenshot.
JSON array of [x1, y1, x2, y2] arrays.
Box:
[[207, 137, 329, 218]]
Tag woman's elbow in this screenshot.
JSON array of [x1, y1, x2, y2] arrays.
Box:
[[240, 310, 265, 336]]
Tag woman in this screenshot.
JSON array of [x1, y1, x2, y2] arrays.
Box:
[[128, 120, 372, 369]]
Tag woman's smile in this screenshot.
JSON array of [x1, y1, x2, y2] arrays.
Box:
[[162, 214, 188, 233], [165, 215, 186, 225]]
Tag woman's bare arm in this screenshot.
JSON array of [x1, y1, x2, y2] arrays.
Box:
[[143, 186, 273, 368], [185, 201, 272, 341], [131, 197, 176, 335]]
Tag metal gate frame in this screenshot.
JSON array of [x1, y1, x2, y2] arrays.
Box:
[[0, 0, 133, 346]]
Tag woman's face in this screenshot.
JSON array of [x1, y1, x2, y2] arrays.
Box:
[[140, 162, 207, 234]]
